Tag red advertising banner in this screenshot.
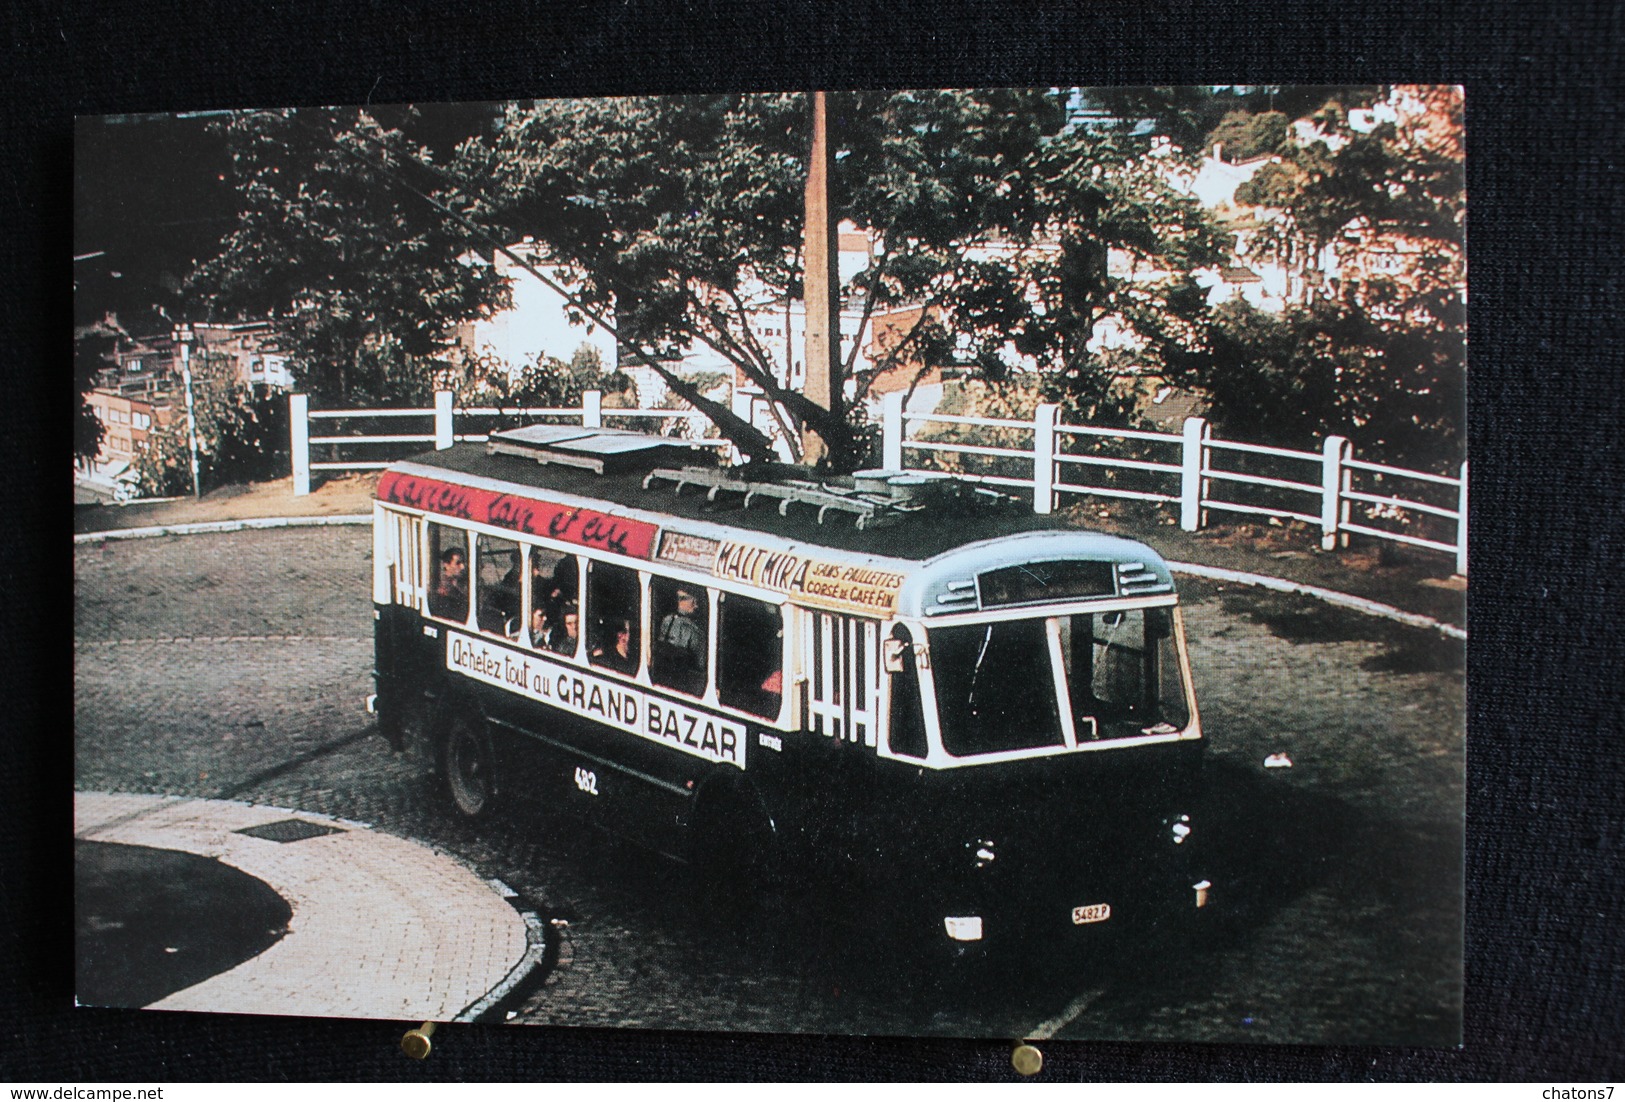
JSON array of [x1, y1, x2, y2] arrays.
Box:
[[378, 471, 660, 559]]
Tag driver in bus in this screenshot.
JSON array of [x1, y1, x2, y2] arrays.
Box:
[[429, 546, 467, 620]]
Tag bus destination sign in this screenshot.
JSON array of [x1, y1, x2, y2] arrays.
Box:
[[444, 631, 745, 768], [380, 472, 659, 559], [713, 541, 906, 617]]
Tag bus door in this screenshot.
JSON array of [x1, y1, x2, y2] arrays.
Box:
[[803, 610, 880, 748], [801, 610, 884, 883], [374, 509, 427, 748]]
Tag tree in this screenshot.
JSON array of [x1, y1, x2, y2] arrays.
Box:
[[1192, 297, 1464, 466], [74, 330, 112, 462], [1192, 85, 1467, 467], [1206, 110, 1290, 161], [132, 354, 287, 495], [1083, 86, 1379, 156], [455, 90, 1228, 468], [188, 106, 510, 405]]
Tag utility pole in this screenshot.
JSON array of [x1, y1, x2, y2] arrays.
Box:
[[801, 90, 840, 467], [174, 324, 203, 498]]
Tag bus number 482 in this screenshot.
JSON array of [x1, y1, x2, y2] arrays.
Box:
[[574, 766, 600, 796]]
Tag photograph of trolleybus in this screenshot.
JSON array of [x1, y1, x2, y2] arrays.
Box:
[[73, 88, 1463, 1044]]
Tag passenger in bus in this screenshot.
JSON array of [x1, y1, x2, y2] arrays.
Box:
[[546, 602, 581, 657], [658, 588, 705, 661], [655, 586, 707, 694], [481, 560, 522, 635], [532, 552, 579, 631], [590, 618, 637, 675], [429, 547, 468, 620]]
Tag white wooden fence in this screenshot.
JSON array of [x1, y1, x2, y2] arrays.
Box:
[[289, 390, 714, 491], [878, 391, 1467, 575], [289, 389, 1467, 575]]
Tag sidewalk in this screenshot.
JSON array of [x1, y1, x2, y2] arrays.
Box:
[[73, 791, 537, 1022], [72, 472, 1465, 628], [73, 473, 382, 534]]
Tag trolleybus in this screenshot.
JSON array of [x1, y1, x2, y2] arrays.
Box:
[[372, 424, 1211, 955]]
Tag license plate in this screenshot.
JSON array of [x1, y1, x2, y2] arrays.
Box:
[[1071, 903, 1111, 925]]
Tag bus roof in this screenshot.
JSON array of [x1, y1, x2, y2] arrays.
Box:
[[380, 440, 1178, 616]]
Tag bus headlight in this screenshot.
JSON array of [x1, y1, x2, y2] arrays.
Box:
[[944, 915, 984, 941]]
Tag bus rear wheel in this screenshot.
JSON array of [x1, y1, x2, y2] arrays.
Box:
[[442, 714, 498, 820]]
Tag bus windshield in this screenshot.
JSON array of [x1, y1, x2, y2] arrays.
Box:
[[929, 606, 1190, 758]]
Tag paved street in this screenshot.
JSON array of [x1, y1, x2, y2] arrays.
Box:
[[74, 525, 1464, 1043]]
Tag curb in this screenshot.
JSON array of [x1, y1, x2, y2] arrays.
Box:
[[74, 514, 373, 544], [453, 879, 558, 1024], [1167, 561, 1464, 642], [75, 792, 534, 1021], [75, 514, 1465, 640]]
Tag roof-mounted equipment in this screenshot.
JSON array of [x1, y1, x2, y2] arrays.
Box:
[[639, 466, 1014, 529], [487, 424, 719, 476]]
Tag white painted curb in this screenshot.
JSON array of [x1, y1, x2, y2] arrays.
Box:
[[75, 515, 1465, 641]]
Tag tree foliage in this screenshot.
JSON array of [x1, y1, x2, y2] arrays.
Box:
[[1083, 86, 1379, 156], [133, 355, 288, 495], [455, 90, 1228, 467], [74, 331, 111, 462], [1187, 85, 1467, 467], [189, 107, 508, 405], [1194, 297, 1465, 465], [1206, 110, 1290, 161], [179, 87, 1464, 476]]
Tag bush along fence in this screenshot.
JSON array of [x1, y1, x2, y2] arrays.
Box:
[[289, 389, 1467, 575]]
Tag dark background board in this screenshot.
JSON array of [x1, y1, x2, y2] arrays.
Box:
[[8, 0, 1621, 1081]]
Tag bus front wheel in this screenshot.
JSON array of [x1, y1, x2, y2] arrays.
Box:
[[442, 714, 499, 820]]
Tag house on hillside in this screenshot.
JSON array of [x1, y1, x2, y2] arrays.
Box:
[[178, 320, 293, 390]]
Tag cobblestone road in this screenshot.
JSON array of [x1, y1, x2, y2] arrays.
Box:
[[74, 526, 1464, 1044]]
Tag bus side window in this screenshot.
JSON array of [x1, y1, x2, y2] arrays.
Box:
[[587, 561, 642, 677], [475, 534, 522, 638], [717, 593, 783, 719], [886, 624, 928, 759], [527, 548, 578, 651], [427, 524, 469, 623], [650, 578, 708, 698]]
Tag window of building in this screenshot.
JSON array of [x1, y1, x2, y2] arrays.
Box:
[[475, 534, 522, 638], [650, 577, 709, 697], [528, 547, 579, 656], [586, 562, 641, 677], [717, 593, 783, 718], [427, 524, 469, 623]]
